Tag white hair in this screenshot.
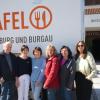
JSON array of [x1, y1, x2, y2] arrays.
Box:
[[3, 41, 12, 49]]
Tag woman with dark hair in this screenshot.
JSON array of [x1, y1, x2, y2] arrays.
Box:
[[59, 45, 76, 100], [31, 47, 46, 100], [75, 41, 96, 100], [16, 45, 32, 100]]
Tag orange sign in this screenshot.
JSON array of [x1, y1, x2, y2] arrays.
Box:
[[30, 5, 52, 29]]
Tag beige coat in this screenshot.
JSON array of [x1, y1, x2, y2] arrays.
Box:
[[76, 52, 97, 80]]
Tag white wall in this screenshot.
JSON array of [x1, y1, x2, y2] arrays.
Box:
[[0, 0, 84, 56]]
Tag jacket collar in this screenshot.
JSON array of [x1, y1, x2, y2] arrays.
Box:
[[48, 55, 56, 61], [1, 51, 11, 55]]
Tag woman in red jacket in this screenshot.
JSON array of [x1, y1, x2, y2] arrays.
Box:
[[43, 44, 60, 100]]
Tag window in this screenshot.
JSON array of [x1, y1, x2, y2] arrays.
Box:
[[85, 0, 100, 6]]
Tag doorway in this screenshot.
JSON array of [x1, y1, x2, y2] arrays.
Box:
[[92, 39, 100, 61]]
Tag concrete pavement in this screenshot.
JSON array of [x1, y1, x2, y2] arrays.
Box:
[[91, 63, 100, 100]]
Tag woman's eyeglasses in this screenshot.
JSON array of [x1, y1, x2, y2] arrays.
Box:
[[78, 45, 84, 47]]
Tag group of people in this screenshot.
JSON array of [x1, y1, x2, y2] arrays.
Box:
[[0, 41, 96, 100]]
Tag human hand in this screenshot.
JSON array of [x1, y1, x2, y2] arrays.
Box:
[[15, 77, 20, 88], [0, 77, 5, 84], [86, 76, 91, 80], [43, 84, 47, 89]]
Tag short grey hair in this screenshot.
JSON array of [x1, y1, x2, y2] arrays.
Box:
[[3, 41, 12, 49]]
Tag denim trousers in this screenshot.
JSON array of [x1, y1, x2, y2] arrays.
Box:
[[31, 81, 43, 100], [60, 87, 72, 100], [0, 81, 17, 100], [47, 88, 58, 100]]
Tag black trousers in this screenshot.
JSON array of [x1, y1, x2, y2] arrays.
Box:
[[41, 88, 47, 100], [75, 72, 93, 100], [0, 84, 1, 95]]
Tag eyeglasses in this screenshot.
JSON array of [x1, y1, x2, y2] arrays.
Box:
[[78, 45, 84, 47]]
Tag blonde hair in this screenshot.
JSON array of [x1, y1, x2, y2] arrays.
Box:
[[45, 44, 56, 58]]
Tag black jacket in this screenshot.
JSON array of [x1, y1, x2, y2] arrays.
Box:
[[0, 52, 17, 81], [60, 58, 76, 89]]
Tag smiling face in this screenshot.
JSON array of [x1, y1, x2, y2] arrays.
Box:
[[61, 48, 68, 58], [33, 47, 42, 59], [77, 41, 85, 54], [3, 42, 12, 54], [34, 49, 41, 59], [46, 44, 56, 58], [21, 48, 29, 56], [20, 45, 29, 57], [47, 47, 55, 58]]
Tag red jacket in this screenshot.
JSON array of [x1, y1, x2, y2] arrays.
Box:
[[44, 55, 60, 89]]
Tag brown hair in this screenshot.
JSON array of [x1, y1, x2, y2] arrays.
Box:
[[33, 47, 42, 55], [75, 41, 87, 59], [21, 45, 29, 52]]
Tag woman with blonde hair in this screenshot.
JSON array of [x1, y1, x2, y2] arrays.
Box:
[[43, 44, 60, 100]]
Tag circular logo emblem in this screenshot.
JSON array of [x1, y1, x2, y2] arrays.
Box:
[[30, 5, 52, 30]]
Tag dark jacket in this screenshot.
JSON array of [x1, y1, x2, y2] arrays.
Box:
[[0, 51, 17, 81], [60, 58, 76, 89]]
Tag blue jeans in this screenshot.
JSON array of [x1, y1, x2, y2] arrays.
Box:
[[0, 81, 17, 100], [60, 87, 72, 100], [31, 81, 43, 100], [47, 88, 58, 100]]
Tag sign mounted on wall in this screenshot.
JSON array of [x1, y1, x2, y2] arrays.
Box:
[[0, 0, 84, 55]]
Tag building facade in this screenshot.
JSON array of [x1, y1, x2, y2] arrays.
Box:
[[85, 0, 100, 61]]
